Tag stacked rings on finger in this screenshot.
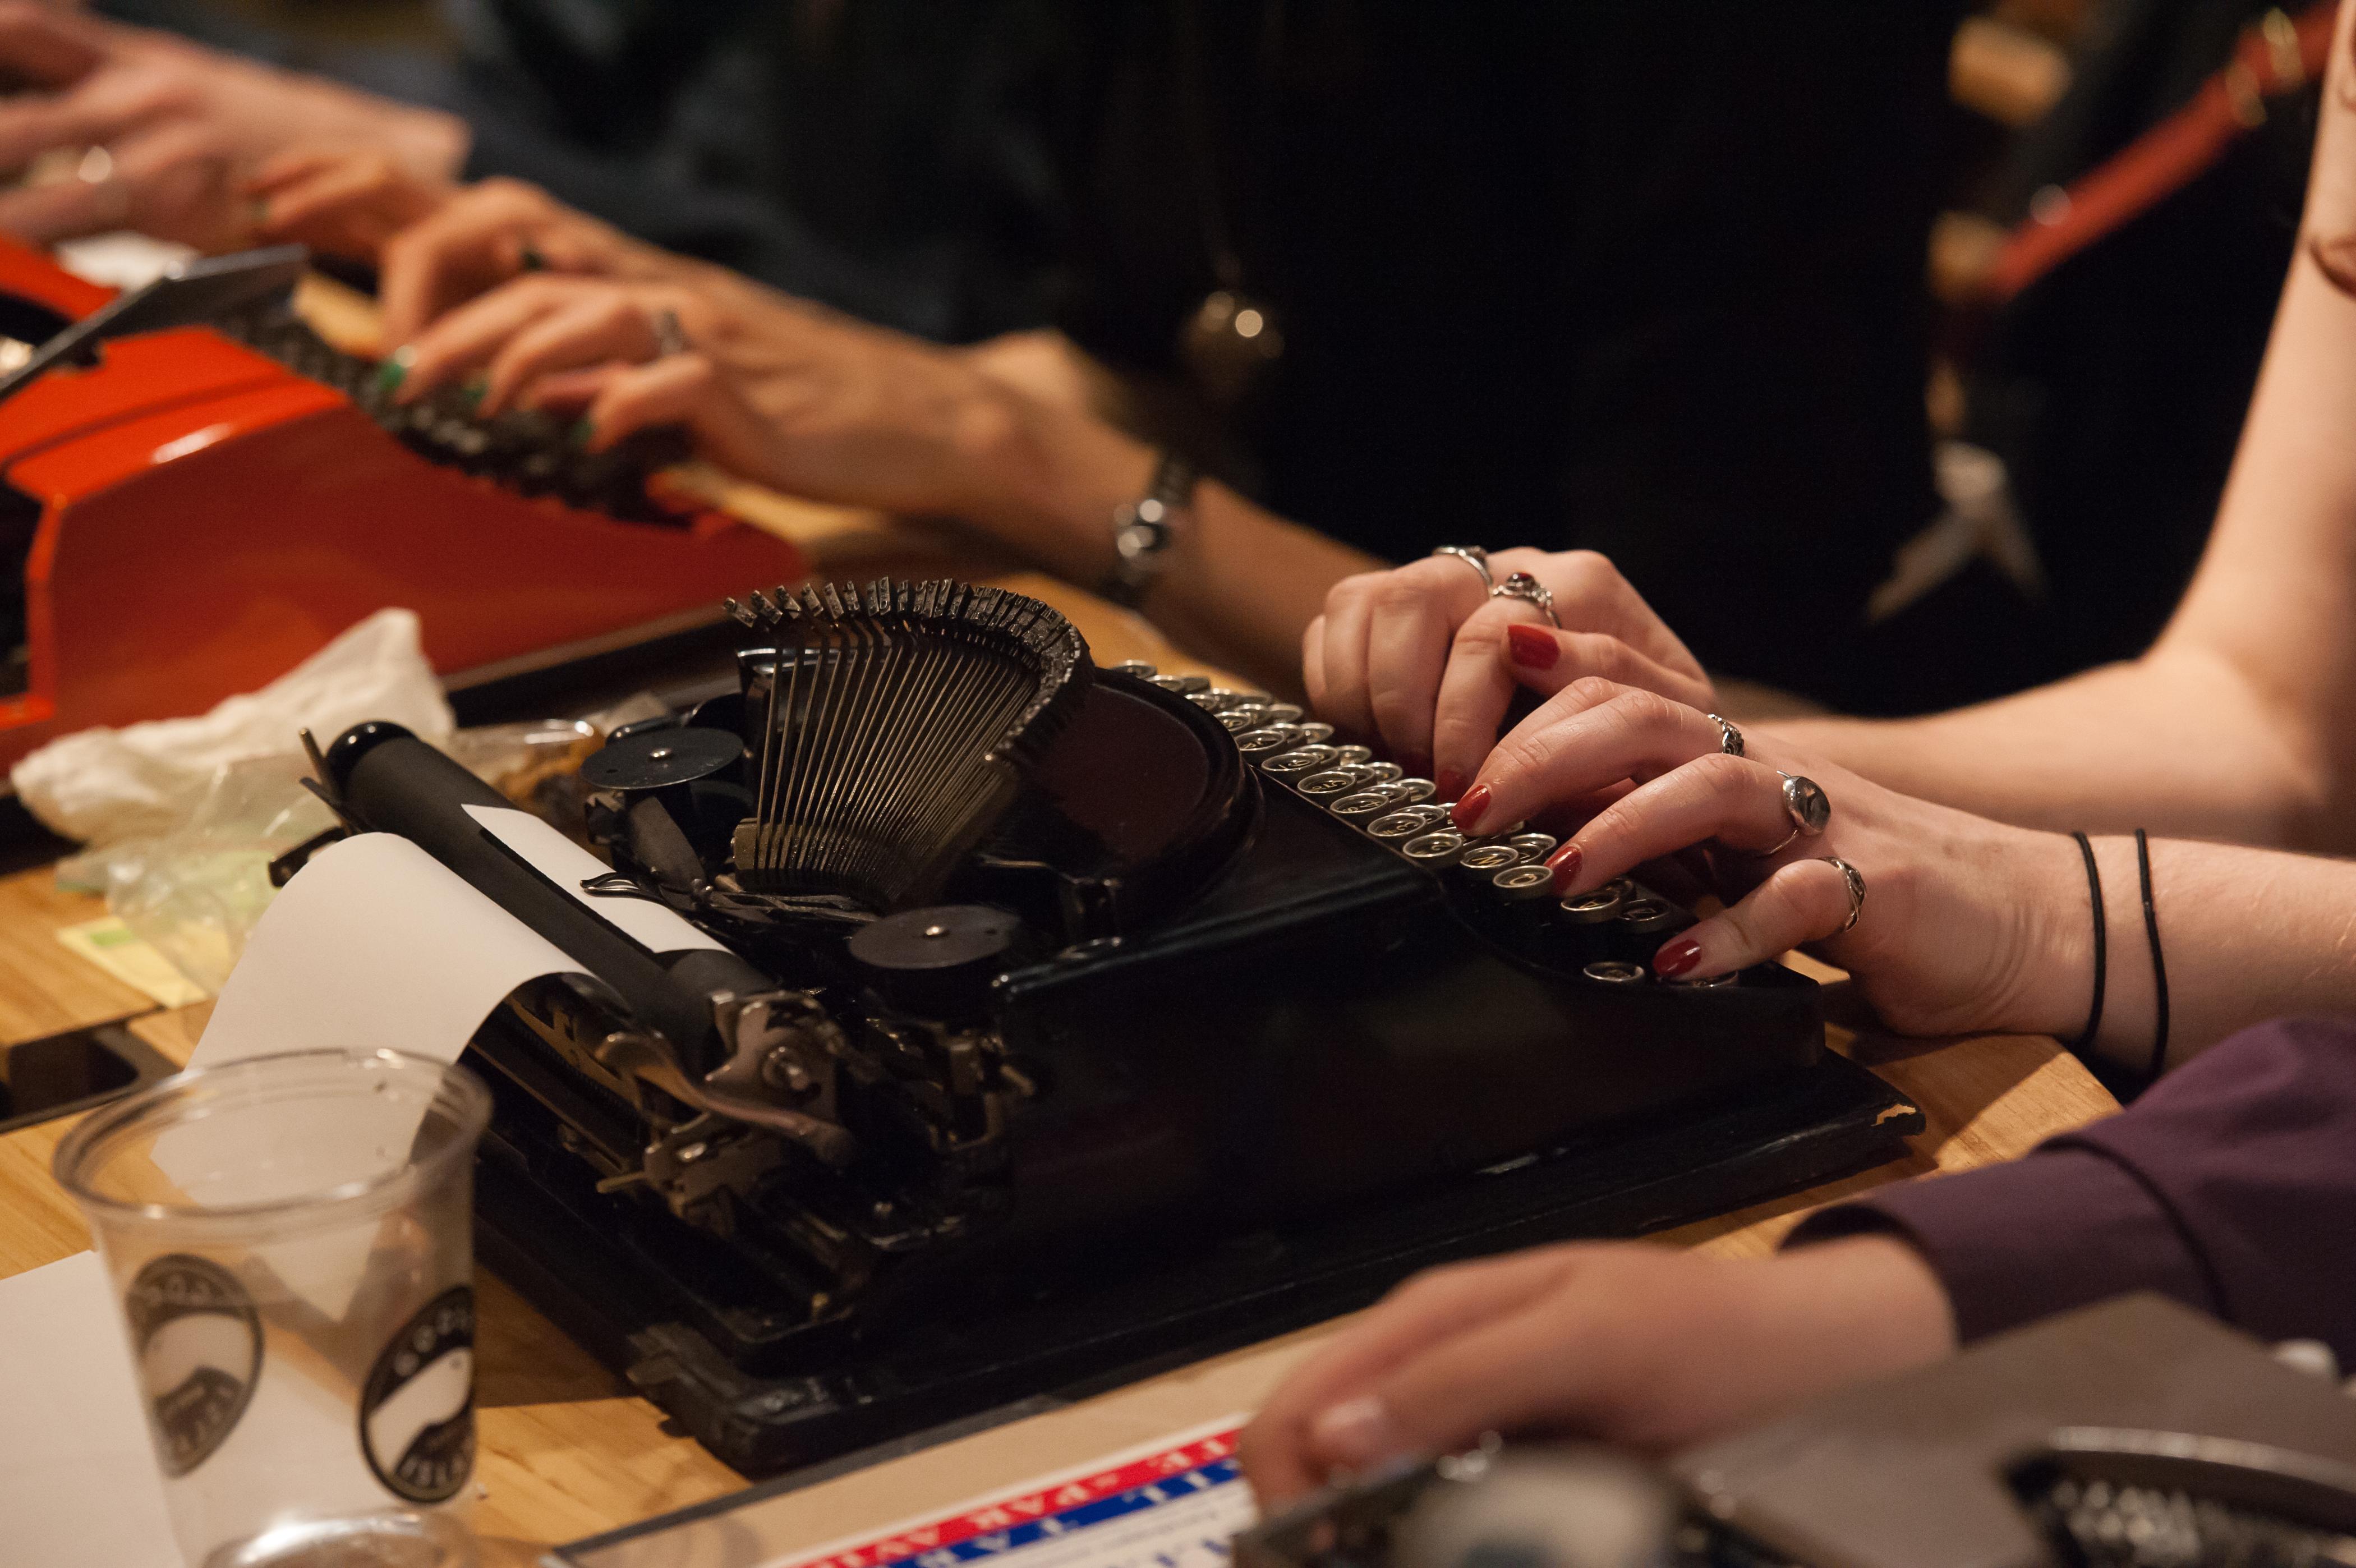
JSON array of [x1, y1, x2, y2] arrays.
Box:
[[1490, 571, 1561, 628], [1433, 545, 1494, 589], [1824, 857, 1867, 932], [1756, 771, 1832, 857], [1706, 713, 1743, 757], [650, 307, 689, 358]]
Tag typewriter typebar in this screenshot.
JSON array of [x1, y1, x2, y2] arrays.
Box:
[[1238, 1296, 2356, 1568], [0, 237, 805, 772], [320, 579, 1922, 1472]]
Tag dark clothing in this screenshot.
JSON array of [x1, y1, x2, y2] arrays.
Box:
[[108, 0, 1967, 711], [1053, 3, 1961, 711], [1790, 1017, 2356, 1362]]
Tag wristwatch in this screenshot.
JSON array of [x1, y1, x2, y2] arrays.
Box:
[[1102, 452, 1200, 608]]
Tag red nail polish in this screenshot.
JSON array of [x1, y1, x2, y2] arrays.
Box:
[[1506, 623, 1559, 670], [1654, 936, 1703, 978], [1545, 842, 1582, 891], [1435, 767, 1467, 803], [1450, 783, 1492, 831]]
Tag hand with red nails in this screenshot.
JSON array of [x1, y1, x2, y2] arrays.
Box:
[[1453, 675, 2111, 1039], [1301, 549, 1710, 796], [1237, 1234, 1954, 1511]]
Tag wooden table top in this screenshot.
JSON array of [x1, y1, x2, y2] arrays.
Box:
[[0, 863, 2118, 1565]]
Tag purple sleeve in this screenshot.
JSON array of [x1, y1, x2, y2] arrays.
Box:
[[1785, 1015, 2356, 1358]]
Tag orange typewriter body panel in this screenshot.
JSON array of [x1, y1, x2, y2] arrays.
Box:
[[0, 237, 807, 772]]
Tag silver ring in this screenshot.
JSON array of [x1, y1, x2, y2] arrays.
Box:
[[1824, 857, 1866, 932], [650, 306, 689, 357], [1489, 571, 1561, 628], [1433, 545, 1494, 590], [1706, 713, 1743, 757], [1752, 771, 1831, 857]]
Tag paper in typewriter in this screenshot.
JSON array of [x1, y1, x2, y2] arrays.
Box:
[[558, 1417, 1253, 1568], [160, 832, 588, 1319]]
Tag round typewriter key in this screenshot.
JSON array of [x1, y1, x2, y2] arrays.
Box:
[[1583, 960, 1649, 985], [1328, 744, 1374, 767], [1151, 673, 1212, 695], [1559, 888, 1622, 923], [1490, 864, 1557, 900], [1258, 702, 1305, 725], [1369, 806, 1449, 840], [1291, 721, 1336, 744], [1219, 709, 1262, 733], [1262, 745, 1338, 775], [1401, 830, 1466, 866], [1211, 688, 1262, 706], [1331, 789, 1400, 821], [1299, 768, 1373, 797], [1108, 660, 1158, 678], [1359, 761, 1405, 785], [582, 726, 745, 792], [1235, 725, 1304, 753], [1508, 833, 1558, 863], [1619, 898, 1677, 935], [1388, 776, 1435, 802], [1604, 877, 1637, 900], [1456, 844, 1523, 875], [1187, 690, 1236, 711], [1664, 971, 1738, 988]]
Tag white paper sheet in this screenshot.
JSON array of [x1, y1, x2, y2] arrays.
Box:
[[174, 832, 591, 1319], [193, 831, 588, 1070], [0, 1252, 185, 1568], [462, 803, 729, 955]]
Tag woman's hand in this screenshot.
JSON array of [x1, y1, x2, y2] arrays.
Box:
[[373, 178, 690, 344], [388, 272, 1084, 526], [1303, 550, 1710, 798], [1456, 678, 2095, 1040], [1239, 1236, 1955, 1511], [0, 3, 465, 249], [246, 148, 453, 263]]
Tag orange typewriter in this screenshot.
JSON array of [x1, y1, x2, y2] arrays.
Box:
[[0, 236, 815, 772]]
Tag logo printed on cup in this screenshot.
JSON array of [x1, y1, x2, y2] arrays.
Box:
[[125, 1253, 263, 1476], [360, 1284, 476, 1503]]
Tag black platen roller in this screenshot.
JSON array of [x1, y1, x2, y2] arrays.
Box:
[[325, 721, 774, 1074]]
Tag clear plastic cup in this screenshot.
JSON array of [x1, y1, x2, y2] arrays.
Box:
[[54, 1049, 491, 1568]]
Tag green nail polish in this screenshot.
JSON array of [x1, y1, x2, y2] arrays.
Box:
[[375, 344, 416, 399], [458, 378, 487, 412], [567, 419, 595, 449]]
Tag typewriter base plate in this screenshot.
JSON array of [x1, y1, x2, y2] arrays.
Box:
[[468, 1049, 1920, 1478]]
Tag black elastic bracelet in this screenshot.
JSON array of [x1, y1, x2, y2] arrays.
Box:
[[2135, 828, 2170, 1082], [2068, 830, 2106, 1053]]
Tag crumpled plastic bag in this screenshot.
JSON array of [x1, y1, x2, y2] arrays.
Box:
[[56, 753, 338, 994], [11, 608, 455, 846]]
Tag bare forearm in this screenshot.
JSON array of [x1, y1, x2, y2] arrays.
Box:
[[1763, 644, 2332, 848], [974, 394, 1379, 692], [2014, 833, 2356, 1077]]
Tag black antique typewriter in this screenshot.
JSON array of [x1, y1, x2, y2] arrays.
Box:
[[307, 580, 1921, 1473]]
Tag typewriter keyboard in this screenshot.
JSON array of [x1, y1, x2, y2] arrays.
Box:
[[217, 305, 693, 522], [1110, 661, 1719, 986]]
